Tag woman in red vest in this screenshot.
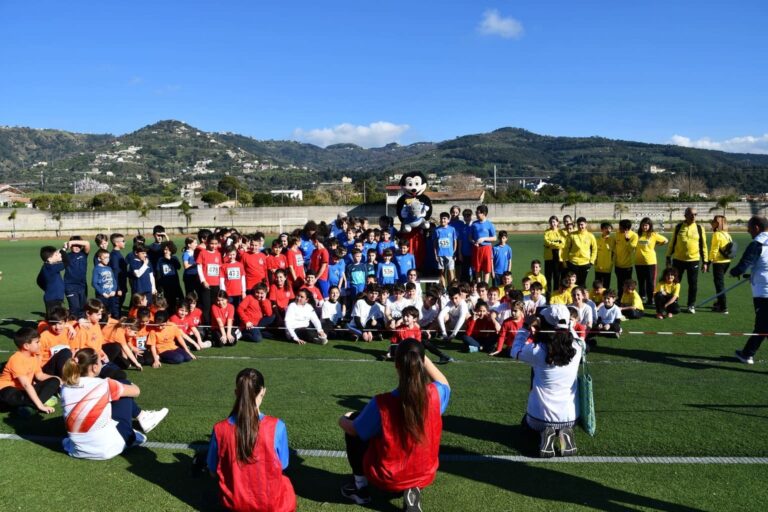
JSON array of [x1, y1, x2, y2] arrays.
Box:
[[207, 368, 296, 512], [339, 339, 450, 511]]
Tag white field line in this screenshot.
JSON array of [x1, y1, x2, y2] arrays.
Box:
[[1, 433, 766, 464]]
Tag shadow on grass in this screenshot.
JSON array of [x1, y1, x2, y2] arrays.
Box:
[[2, 411, 65, 452], [333, 393, 371, 411], [442, 414, 537, 456], [0, 317, 37, 340], [593, 345, 766, 376], [440, 452, 704, 512], [123, 446, 220, 511], [333, 343, 384, 359], [685, 403, 768, 420]]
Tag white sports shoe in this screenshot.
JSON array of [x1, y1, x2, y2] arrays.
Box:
[[138, 408, 169, 433]]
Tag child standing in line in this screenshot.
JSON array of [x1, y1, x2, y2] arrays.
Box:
[[240, 233, 268, 292], [394, 242, 416, 284], [635, 217, 668, 305], [206, 368, 295, 511], [266, 239, 288, 284], [63, 236, 91, 318], [470, 205, 497, 285], [38, 255, 68, 317], [197, 236, 222, 326], [130, 244, 156, 306], [93, 248, 120, 319], [376, 229, 397, 257], [155, 241, 183, 311], [654, 267, 681, 319], [619, 280, 645, 320], [0, 327, 60, 415], [182, 237, 201, 298], [376, 249, 399, 286], [345, 249, 368, 313], [148, 310, 198, 366], [709, 215, 734, 314], [596, 290, 622, 338], [211, 291, 241, 347], [220, 245, 247, 311], [434, 212, 458, 287], [594, 222, 615, 290], [615, 219, 638, 291], [109, 233, 129, 315], [286, 236, 306, 291], [310, 235, 331, 298], [492, 231, 513, 286], [327, 248, 347, 294], [365, 249, 378, 278], [269, 269, 295, 322]]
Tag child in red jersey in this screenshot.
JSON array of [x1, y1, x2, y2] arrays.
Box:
[[211, 291, 241, 347], [238, 283, 275, 342], [196, 235, 222, 326], [268, 269, 294, 318], [300, 272, 324, 309], [285, 236, 306, 291], [220, 245, 246, 314], [491, 301, 525, 357], [170, 302, 210, 350], [385, 306, 422, 360], [240, 233, 268, 290], [266, 240, 288, 284]]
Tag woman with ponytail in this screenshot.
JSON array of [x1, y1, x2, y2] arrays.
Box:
[[339, 339, 450, 511], [207, 368, 296, 512], [60, 348, 168, 460]]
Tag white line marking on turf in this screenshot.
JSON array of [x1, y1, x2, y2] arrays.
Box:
[[1, 434, 766, 463]]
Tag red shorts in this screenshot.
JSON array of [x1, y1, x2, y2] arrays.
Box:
[[472, 245, 493, 273]]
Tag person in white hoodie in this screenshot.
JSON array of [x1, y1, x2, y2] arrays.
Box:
[[731, 216, 768, 364], [284, 290, 327, 345], [511, 304, 582, 458]]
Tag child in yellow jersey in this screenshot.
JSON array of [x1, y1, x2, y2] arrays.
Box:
[[594, 222, 615, 289], [709, 215, 734, 314], [549, 276, 574, 305], [619, 280, 644, 319], [615, 219, 638, 292], [635, 217, 668, 305], [525, 259, 548, 294], [591, 279, 606, 306], [654, 267, 681, 319]]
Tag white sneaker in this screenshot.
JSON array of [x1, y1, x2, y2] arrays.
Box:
[[735, 350, 754, 365], [132, 430, 147, 446], [138, 408, 169, 433], [200, 340, 212, 349], [687, 306, 696, 314]]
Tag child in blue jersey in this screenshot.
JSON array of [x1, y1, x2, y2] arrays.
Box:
[[129, 244, 156, 305], [93, 249, 120, 319], [394, 242, 416, 284], [492, 231, 513, 286], [376, 229, 397, 256], [345, 238, 364, 265], [109, 233, 128, 315], [63, 236, 91, 318], [363, 229, 378, 256], [327, 248, 347, 291], [37, 245, 67, 316], [366, 249, 378, 278], [434, 212, 458, 287], [470, 205, 497, 286], [345, 249, 368, 313], [376, 249, 399, 286]]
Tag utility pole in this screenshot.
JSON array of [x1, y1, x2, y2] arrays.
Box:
[[493, 165, 497, 195]]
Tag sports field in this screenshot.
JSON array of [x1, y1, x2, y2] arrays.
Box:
[[1, 233, 767, 511]]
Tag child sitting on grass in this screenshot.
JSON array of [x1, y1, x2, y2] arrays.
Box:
[[492, 301, 525, 357], [212, 291, 241, 347], [0, 327, 60, 415], [596, 290, 622, 338], [147, 310, 197, 367], [460, 301, 500, 353], [619, 279, 644, 320], [654, 267, 681, 319]]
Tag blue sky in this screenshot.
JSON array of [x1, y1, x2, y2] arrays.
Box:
[[1, 1, 767, 152]]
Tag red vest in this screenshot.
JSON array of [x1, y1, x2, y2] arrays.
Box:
[[363, 384, 442, 492], [213, 416, 296, 512]]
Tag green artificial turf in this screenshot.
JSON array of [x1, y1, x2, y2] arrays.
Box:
[[1, 233, 767, 511]]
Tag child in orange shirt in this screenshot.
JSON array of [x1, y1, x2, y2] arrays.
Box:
[[102, 316, 144, 371], [38, 308, 75, 378], [147, 310, 197, 368], [0, 327, 60, 414], [73, 299, 127, 380]]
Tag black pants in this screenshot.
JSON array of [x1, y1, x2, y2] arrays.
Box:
[[200, 285, 220, 326], [544, 258, 561, 293], [615, 267, 633, 291], [742, 297, 768, 358], [42, 348, 73, 378], [567, 263, 591, 288], [293, 327, 326, 344], [654, 292, 681, 315], [0, 377, 59, 410], [65, 286, 87, 318], [635, 264, 657, 302], [421, 334, 450, 360], [672, 259, 700, 307], [622, 308, 644, 320], [712, 262, 730, 310], [343, 412, 368, 475], [594, 271, 611, 290], [597, 320, 622, 338], [183, 274, 201, 300]]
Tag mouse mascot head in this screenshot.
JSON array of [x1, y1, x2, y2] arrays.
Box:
[[396, 171, 433, 233]]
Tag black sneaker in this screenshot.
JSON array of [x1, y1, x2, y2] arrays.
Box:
[[403, 487, 422, 511], [341, 482, 371, 505], [735, 350, 754, 365], [539, 426, 556, 458], [558, 426, 578, 456]]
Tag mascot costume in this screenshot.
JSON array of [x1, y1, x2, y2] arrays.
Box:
[[396, 171, 433, 268]]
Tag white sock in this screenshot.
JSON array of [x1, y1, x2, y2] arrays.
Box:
[[354, 475, 368, 489]]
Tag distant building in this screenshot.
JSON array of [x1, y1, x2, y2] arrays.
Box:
[[0, 184, 31, 207], [271, 190, 303, 201], [648, 165, 667, 174]]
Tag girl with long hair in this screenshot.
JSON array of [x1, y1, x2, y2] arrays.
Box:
[[709, 215, 734, 313], [207, 368, 296, 512], [635, 217, 668, 304], [511, 305, 582, 458], [60, 348, 168, 460], [338, 339, 450, 511]]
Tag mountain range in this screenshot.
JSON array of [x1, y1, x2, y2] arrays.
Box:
[[1, 120, 767, 195]]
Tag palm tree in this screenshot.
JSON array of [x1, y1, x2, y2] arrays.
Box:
[[709, 195, 738, 217], [51, 212, 63, 237], [8, 209, 17, 239], [614, 202, 630, 221], [226, 206, 237, 228], [138, 204, 149, 234], [178, 200, 193, 233], [560, 192, 584, 219]]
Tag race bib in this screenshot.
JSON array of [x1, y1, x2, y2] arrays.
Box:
[[162, 264, 172, 275], [136, 336, 147, 350], [382, 267, 395, 277], [50, 344, 69, 356], [227, 267, 241, 280], [296, 254, 304, 267], [439, 238, 451, 248], [207, 264, 220, 276]]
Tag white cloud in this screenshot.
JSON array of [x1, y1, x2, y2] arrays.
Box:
[[670, 133, 768, 154], [478, 9, 524, 39], [292, 121, 411, 148]]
